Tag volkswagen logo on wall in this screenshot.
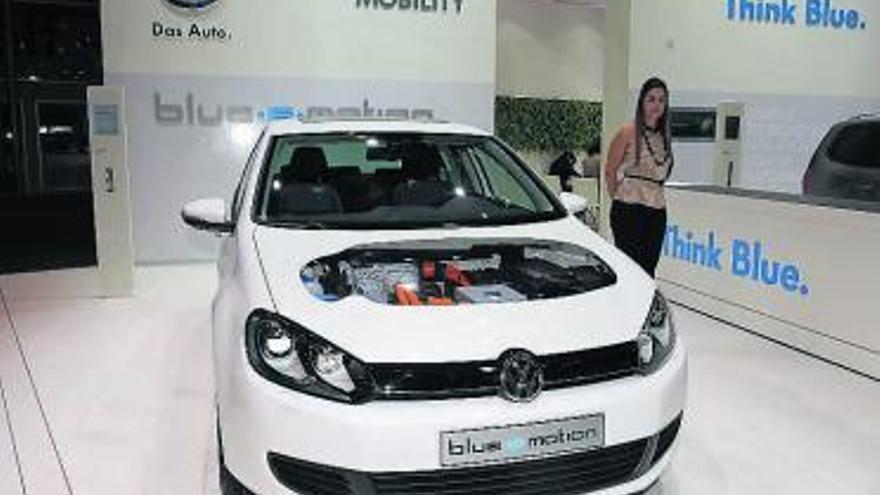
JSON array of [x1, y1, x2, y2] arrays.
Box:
[[498, 349, 544, 403], [163, 0, 221, 11]]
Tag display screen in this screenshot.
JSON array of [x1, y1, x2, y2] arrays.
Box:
[[670, 108, 716, 141], [92, 104, 120, 136]]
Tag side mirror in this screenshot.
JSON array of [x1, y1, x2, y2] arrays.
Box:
[[181, 198, 233, 234], [558, 192, 588, 216], [559, 192, 598, 230]]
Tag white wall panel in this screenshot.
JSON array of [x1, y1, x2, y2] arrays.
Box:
[[104, 0, 495, 83], [629, 0, 880, 98], [497, 0, 604, 100], [101, 0, 497, 262]]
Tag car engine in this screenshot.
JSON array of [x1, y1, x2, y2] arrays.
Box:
[[300, 238, 617, 305]]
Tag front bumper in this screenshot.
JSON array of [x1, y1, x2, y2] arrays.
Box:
[[219, 339, 687, 495]]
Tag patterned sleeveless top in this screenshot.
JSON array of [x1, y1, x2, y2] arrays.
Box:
[[614, 129, 672, 209]]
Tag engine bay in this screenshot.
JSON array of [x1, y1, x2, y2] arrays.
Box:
[[300, 238, 617, 305]]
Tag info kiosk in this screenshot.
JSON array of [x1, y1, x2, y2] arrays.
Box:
[[713, 101, 745, 187]]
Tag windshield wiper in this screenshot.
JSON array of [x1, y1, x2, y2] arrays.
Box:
[[441, 221, 465, 229], [469, 194, 530, 213], [272, 220, 328, 230]]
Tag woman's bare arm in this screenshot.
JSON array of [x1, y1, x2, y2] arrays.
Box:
[[604, 124, 632, 200]]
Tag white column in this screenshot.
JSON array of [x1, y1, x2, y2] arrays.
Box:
[[88, 86, 135, 297], [600, 0, 632, 239]]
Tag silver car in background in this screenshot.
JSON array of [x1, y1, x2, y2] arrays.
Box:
[[803, 114, 880, 202]]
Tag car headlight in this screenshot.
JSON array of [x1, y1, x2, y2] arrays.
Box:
[[637, 291, 676, 374], [245, 310, 375, 403]]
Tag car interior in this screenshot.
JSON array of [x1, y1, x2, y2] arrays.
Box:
[[266, 143, 458, 217]]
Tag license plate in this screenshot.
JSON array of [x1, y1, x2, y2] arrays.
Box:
[[440, 414, 605, 468]]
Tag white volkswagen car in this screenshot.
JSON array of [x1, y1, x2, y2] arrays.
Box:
[[182, 118, 686, 495]]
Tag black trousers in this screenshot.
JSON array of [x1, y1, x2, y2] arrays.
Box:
[[610, 200, 667, 277]]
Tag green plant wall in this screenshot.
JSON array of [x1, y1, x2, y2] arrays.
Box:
[[495, 96, 603, 153]]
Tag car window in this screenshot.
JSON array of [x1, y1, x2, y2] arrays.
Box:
[[828, 122, 880, 169], [467, 144, 540, 211], [321, 140, 400, 174], [255, 133, 563, 229]]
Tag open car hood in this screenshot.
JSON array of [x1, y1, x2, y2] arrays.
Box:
[[252, 219, 655, 363]]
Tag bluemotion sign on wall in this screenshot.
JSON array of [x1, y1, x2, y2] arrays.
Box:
[[152, 93, 435, 126], [663, 224, 811, 297], [725, 0, 869, 30]]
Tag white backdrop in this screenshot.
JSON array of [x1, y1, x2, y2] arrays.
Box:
[[101, 0, 497, 261], [627, 0, 880, 193], [497, 0, 604, 101]]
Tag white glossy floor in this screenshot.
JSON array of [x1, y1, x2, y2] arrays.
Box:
[[0, 264, 878, 495]]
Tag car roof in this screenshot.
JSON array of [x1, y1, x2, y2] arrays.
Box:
[[846, 113, 880, 123], [264, 117, 492, 137]]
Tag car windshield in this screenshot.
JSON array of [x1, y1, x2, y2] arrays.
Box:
[[829, 122, 880, 169], [254, 133, 565, 229]]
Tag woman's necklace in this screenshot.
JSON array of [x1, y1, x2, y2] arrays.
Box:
[[643, 127, 669, 168]]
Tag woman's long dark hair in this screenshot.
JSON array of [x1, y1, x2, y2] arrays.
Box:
[[634, 77, 674, 176]]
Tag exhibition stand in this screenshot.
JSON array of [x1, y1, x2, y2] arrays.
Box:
[[657, 185, 880, 379]]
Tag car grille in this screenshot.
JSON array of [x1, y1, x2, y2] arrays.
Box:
[[267, 414, 682, 495], [367, 342, 640, 401], [370, 439, 647, 495], [268, 455, 354, 495], [652, 415, 682, 464]]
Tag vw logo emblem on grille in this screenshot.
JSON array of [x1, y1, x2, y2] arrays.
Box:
[[164, 0, 221, 11], [498, 349, 544, 403]]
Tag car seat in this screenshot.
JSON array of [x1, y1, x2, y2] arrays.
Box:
[[275, 183, 342, 216], [280, 147, 330, 183], [268, 147, 341, 216], [325, 166, 372, 212], [371, 168, 403, 206], [392, 143, 453, 206]]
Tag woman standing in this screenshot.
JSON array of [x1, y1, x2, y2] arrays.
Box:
[[605, 77, 674, 277]]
